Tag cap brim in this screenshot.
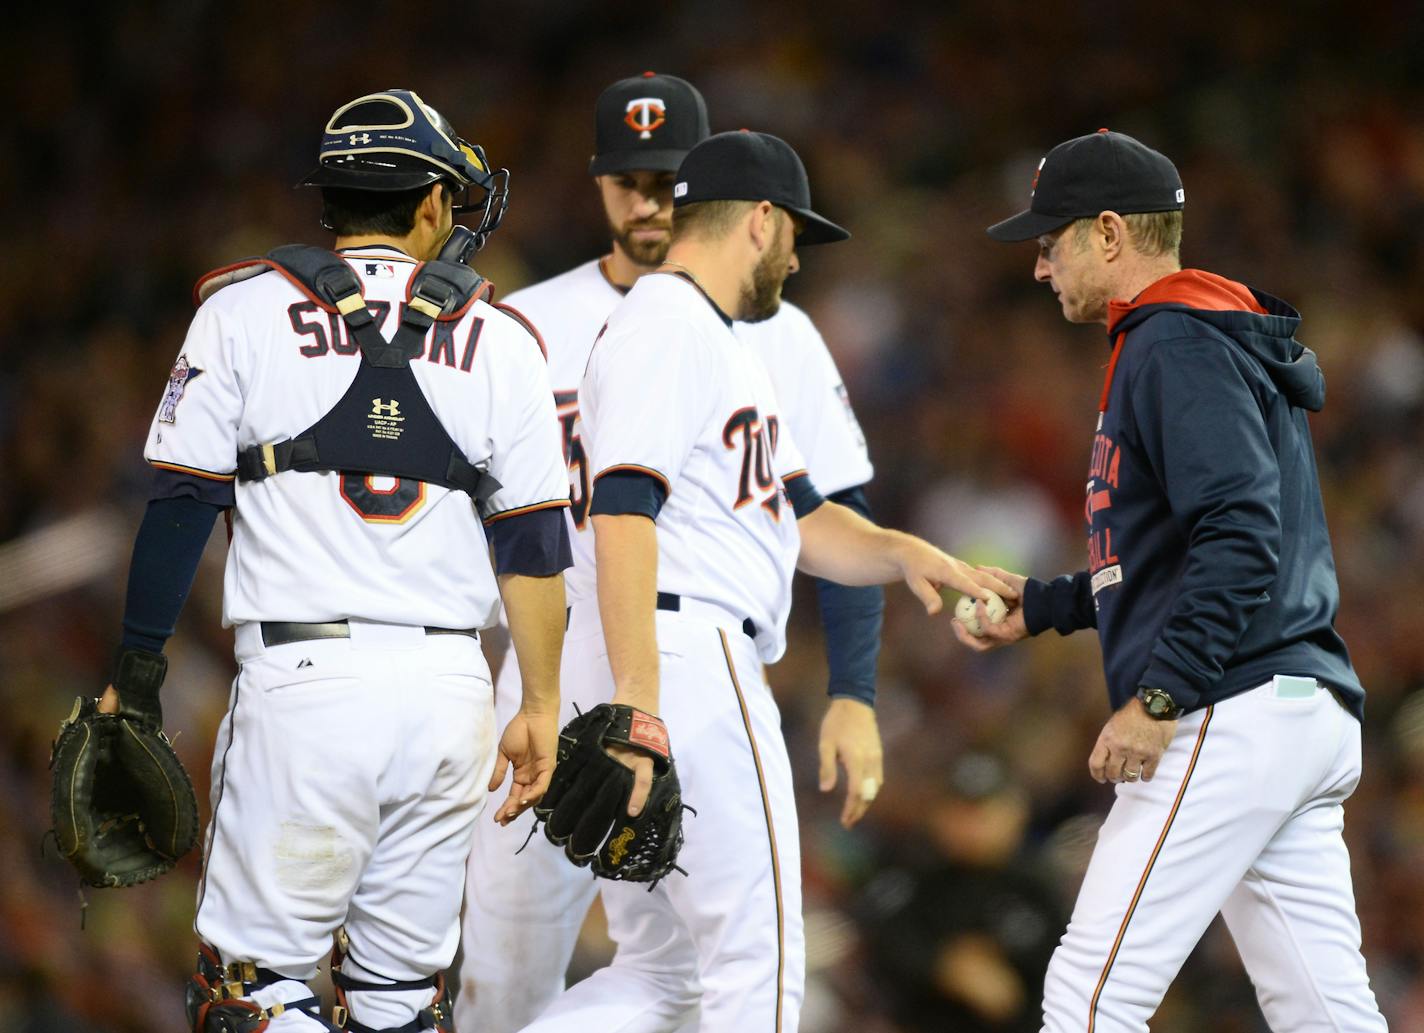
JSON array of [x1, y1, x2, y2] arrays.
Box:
[[985, 208, 1075, 242], [788, 206, 850, 246], [589, 149, 690, 176], [298, 165, 443, 191]]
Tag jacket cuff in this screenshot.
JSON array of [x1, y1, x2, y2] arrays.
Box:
[[1138, 655, 1204, 711], [1021, 578, 1055, 636], [1023, 574, 1095, 637]]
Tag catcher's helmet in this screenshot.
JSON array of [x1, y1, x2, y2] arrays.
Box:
[[300, 89, 510, 249]]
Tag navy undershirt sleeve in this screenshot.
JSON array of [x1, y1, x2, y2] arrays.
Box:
[[784, 472, 826, 519], [814, 486, 884, 706], [588, 470, 668, 520], [151, 466, 236, 507], [488, 508, 574, 577], [120, 496, 224, 653]]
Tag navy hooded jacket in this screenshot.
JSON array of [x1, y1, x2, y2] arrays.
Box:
[[1021, 269, 1363, 719]]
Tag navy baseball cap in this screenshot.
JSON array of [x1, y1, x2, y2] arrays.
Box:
[[673, 130, 850, 246], [590, 72, 710, 176], [986, 129, 1184, 242]]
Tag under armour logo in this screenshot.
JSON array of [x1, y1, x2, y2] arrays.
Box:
[[623, 98, 666, 139], [371, 398, 401, 418], [297, 658, 313, 669], [350, 133, 372, 145]]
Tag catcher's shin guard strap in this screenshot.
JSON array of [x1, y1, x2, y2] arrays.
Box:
[[329, 939, 450, 1033], [330, 973, 451, 1033], [186, 943, 325, 1032]]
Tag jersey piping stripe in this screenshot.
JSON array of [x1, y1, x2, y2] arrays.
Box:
[[149, 460, 238, 482], [781, 469, 809, 483], [718, 629, 786, 1033], [481, 498, 572, 525], [593, 464, 672, 497], [596, 255, 631, 296], [195, 677, 244, 926], [1086, 706, 1214, 1032], [493, 301, 548, 360]]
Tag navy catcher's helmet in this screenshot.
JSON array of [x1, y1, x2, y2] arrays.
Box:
[[300, 89, 510, 249]]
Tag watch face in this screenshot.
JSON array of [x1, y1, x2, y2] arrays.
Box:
[[1140, 688, 1175, 718]]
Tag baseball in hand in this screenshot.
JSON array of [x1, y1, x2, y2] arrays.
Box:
[[955, 591, 1007, 637]]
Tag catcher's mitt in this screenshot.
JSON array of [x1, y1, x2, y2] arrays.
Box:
[[534, 703, 687, 883], [49, 648, 199, 887]]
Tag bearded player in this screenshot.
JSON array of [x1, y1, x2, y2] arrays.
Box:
[[528, 127, 1013, 1033], [456, 74, 889, 1032]]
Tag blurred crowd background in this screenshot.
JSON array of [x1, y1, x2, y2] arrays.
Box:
[[5, 3, 1424, 1030]]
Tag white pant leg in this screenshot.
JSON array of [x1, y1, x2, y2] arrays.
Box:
[[1221, 698, 1386, 1031], [517, 617, 701, 1033], [524, 875, 703, 1033], [196, 624, 493, 1029], [522, 612, 804, 1033], [456, 624, 603, 1033], [661, 620, 804, 1033], [1041, 681, 1370, 1033]]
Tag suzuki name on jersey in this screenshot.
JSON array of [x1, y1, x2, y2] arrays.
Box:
[[287, 301, 487, 373]]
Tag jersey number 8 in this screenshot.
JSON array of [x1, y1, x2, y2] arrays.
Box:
[[339, 473, 427, 523]]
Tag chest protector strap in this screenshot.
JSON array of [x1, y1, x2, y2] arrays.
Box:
[[227, 246, 501, 504]]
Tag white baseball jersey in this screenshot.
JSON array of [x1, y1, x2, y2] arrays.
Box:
[[502, 258, 872, 609], [146, 245, 569, 630], [735, 302, 872, 496], [459, 262, 873, 1033], [580, 271, 806, 662]]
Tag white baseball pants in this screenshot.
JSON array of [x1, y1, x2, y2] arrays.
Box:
[[196, 620, 495, 1030], [457, 612, 605, 1033], [1041, 676, 1386, 1032], [459, 602, 804, 1033]]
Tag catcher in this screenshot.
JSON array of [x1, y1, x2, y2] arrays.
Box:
[[52, 90, 575, 1033]]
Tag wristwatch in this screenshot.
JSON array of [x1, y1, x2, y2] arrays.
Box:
[[1136, 686, 1182, 721]]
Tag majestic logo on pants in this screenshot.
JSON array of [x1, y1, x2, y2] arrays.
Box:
[[624, 98, 666, 139]]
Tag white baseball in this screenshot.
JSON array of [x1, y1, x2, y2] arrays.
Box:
[[955, 591, 1007, 637]]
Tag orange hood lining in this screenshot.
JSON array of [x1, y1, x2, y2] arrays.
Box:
[[1099, 269, 1268, 411]]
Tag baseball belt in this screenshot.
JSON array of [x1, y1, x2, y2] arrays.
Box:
[[259, 621, 479, 648], [655, 593, 757, 640]]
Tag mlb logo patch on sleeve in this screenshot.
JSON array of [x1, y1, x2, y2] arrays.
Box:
[[158, 354, 204, 424]]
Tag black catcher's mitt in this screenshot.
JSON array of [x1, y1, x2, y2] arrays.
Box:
[[49, 648, 200, 887], [534, 703, 687, 883]]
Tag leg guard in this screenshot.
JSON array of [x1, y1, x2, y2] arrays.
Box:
[[329, 939, 452, 1033], [186, 943, 332, 1033]]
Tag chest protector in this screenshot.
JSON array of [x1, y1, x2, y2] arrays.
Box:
[[194, 243, 502, 504]]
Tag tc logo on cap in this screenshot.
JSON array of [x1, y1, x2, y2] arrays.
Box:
[[1030, 156, 1046, 196], [624, 98, 666, 139], [673, 182, 688, 198]]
